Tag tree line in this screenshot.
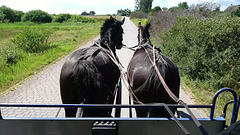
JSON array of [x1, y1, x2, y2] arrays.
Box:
[[0, 5, 96, 23]]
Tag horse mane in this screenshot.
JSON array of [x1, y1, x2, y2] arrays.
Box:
[[100, 17, 117, 38], [143, 26, 150, 39]]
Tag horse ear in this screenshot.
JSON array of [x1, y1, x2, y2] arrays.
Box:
[[121, 17, 125, 25], [138, 22, 142, 28], [146, 23, 151, 29], [110, 16, 113, 20]]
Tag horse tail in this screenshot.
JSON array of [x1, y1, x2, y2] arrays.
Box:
[[133, 66, 164, 98], [71, 60, 103, 97], [133, 57, 179, 102]]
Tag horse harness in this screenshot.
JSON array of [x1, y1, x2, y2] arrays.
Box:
[[125, 42, 209, 135], [90, 40, 124, 104]]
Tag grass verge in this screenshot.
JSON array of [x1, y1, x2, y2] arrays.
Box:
[[0, 22, 102, 96], [181, 75, 239, 125], [131, 19, 148, 26]]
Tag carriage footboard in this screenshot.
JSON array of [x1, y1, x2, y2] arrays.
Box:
[[0, 117, 225, 135]]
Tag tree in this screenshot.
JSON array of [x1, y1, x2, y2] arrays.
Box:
[[178, 2, 189, 9], [117, 9, 131, 16], [135, 0, 140, 10], [149, 6, 161, 16], [233, 9, 240, 17], [162, 7, 168, 11], [22, 10, 52, 23], [0, 5, 16, 22], [135, 0, 153, 13], [0, 10, 5, 22], [52, 13, 71, 23], [152, 6, 161, 12], [14, 10, 24, 22], [151, 6, 161, 13], [81, 11, 88, 15], [89, 11, 96, 15], [190, 2, 220, 12], [189, 2, 221, 18]]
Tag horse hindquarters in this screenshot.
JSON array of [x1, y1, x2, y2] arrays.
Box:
[[60, 61, 79, 117], [151, 60, 180, 117], [60, 59, 107, 117], [129, 53, 180, 118]]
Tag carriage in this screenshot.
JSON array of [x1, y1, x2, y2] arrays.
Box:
[[0, 87, 239, 135]]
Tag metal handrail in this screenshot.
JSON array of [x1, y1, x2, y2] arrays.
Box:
[[0, 88, 238, 123], [222, 100, 234, 118], [0, 109, 2, 119], [0, 103, 213, 109], [210, 88, 238, 125]]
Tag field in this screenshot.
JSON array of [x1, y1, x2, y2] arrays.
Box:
[[0, 17, 107, 96]]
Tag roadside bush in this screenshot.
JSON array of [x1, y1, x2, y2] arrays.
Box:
[[149, 10, 185, 44], [233, 9, 240, 17], [52, 14, 71, 23], [188, 2, 221, 18], [12, 28, 53, 53], [130, 11, 148, 18], [67, 15, 96, 23], [22, 10, 52, 23], [161, 14, 240, 91], [150, 3, 221, 45], [0, 43, 25, 65]]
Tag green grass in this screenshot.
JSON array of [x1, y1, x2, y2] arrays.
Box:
[[0, 21, 102, 96], [131, 18, 148, 26], [181, 75, 240, 125]]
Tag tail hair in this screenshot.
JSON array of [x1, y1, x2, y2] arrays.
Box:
[[72, 60, 103, 93]]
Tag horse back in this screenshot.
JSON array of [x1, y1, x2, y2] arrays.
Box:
[[61, 46, 120, 94], [127, 47, 180, 103], [127, 48, 153, 89]]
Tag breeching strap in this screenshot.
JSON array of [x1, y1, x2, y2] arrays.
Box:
[[144, 45, 209, 135]]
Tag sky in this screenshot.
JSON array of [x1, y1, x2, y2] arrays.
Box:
[[0, 0, 239, 15]]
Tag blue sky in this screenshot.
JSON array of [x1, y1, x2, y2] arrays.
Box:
[[0, 0, 239, 15]]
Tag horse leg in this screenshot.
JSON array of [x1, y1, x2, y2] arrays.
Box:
[[82, 108, 111, 117], [134, 103, 149, 117], [76, 107, 83, 117], [135, 108, 150, 117], [60, 78, 83, 117], [65, 108, 78, 117], [82, 96, 112, 117]]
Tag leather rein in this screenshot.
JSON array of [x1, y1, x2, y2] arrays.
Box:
[[141, 42, 208, 135]]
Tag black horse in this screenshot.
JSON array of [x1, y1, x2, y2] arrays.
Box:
[[127, 22, 180, 117], [60, 16, 125, 117]]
